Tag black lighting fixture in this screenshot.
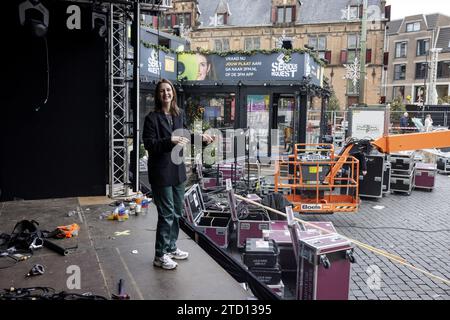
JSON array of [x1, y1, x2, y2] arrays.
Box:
[[92, 10, 107, 38], [19, 0, 50, 111], [304, 44, 314, 51], [19, 0, 49, 38]]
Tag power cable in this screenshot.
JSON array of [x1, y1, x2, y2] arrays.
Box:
[[35, 36, 49, 112]]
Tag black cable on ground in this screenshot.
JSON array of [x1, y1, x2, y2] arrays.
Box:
[[0, 287, 108, 300]]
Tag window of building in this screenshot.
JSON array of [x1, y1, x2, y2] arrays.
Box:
[[177, 13, 192, 27], [392, 86, 405, 100], [244, 37, 261, 50], [343, 34, 359, 64], [406, 22, 420, 32], [347, 79, 359, 95], [437, 61, 450, 78], [394, 64, 406, 80], [214, 39, 230, 51], [348, 5, 360, 20], [415, 62, 428, 79], [395, 42, 407, 58], [414, 86, 426, 103], [216, 13, 227, 26], [347, 50, 358, 63], [308, 35, 327, 59], [276, 6, 295, 23], [308, 35, 327, 51], [282, 40, 292, 50], [417, 39, 430, 56], [159, 14, 173, 29], [348, 34, 359, 49], [185, 94, 236, 133]]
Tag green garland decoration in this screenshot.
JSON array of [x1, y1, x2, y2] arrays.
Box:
[[140, 40, 325, 66]]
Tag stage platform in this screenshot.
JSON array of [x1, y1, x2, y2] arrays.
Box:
[[0, 197, 252, 300]]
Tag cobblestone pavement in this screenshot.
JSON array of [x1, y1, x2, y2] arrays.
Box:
[[301, 174, 450, 300]]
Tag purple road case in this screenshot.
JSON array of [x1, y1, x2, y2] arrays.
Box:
[[414, 163, 436, 190], [266, 221, 297, 272], [183, 184, 232, 249], [299, 234, 354, 300], [202, 176, 221, 189], [236, 194, 271, 248], [237, 211, 270, 248], [267, 221, 337, 273], [217, 163, 244, 183]]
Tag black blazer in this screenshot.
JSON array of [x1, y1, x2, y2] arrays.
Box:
[[142, 109, 190, 187]]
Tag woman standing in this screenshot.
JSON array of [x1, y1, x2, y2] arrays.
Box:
[[424, 114, 433, 132], [143, 79, 212, 270]]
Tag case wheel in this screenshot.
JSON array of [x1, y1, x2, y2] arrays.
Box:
[[320, 255, 331, 269], [346, 249, 356, 263]]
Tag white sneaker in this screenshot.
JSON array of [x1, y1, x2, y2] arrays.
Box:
[[167, 248, 189, 260], [153, 254, 178, 270]]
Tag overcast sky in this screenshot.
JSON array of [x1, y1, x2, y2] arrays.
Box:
[[387, 0, 450, 20]]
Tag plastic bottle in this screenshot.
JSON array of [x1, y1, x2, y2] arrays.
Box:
[[135, 203, 142, 215], [118, 203, 126, 221]]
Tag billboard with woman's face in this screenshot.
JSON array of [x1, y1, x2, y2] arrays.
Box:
[[178, 53, 214, 80], [177, 52, 323, 85]]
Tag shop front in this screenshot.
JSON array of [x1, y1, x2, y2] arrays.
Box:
[[138, 43, 330, 168], [176, 51, 329, 161]]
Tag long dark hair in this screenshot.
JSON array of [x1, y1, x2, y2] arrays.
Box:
[[154, 78, 180, 116]]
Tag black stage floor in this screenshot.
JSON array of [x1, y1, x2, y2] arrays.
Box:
[[0, 197, 252, 300]]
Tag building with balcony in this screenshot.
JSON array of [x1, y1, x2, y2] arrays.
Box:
[[385, 13, 450, 104]]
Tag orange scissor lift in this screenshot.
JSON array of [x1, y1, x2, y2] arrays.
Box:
[[274, 129, 450, 214], [275, 143, 360, 214]]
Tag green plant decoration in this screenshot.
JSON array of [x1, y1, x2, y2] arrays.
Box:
[[390, 96, 406, 124], [140, 41, 325, 66]]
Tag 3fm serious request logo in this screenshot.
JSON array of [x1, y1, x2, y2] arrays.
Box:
[[148, 49, 161, 76], [271, 54, 298, 78]]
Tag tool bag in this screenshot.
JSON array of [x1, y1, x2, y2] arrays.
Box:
[[1, 220, 44, 253]]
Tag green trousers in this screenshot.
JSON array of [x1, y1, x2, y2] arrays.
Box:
[[152, 182, 185, 258]]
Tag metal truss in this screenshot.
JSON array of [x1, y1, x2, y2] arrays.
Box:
[[106, 0, 172, 197], [108, 2, 132, 198]]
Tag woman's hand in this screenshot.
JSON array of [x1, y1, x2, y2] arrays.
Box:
[[201, 134, 214, 144], [171, 136, 190, 146]]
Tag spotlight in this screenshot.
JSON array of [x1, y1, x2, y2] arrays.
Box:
[[19, 0, 49, 37], [92, 12, 107, 38]]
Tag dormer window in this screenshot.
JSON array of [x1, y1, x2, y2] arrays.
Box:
[[215, 0, 231, 26], [276, 6, 295, 23], [406, 22, 420, 32], [348, 5, 360, 20], [216, 13, 227, 25]]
